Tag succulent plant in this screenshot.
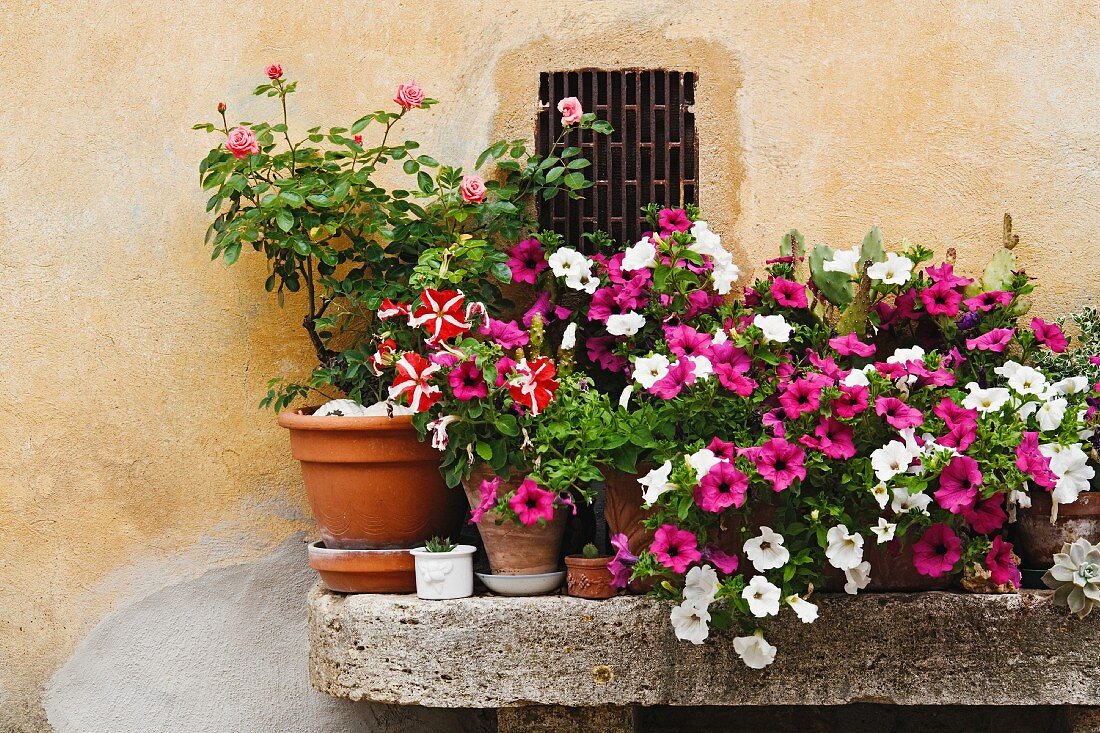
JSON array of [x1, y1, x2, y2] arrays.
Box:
[[424, 536, 456, 553], [1042, 538, 1100, 618], [581, 542, 600, 559]]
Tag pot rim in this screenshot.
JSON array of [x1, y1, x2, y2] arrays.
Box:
[[278, 406, 417, 432], [564, 554, 612, 567], [410, 544, 477, 557]]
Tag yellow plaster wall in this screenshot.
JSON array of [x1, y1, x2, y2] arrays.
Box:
[[1, 1, 1097, 729]]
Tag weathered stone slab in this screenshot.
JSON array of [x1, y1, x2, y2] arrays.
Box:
[[308, 585, 1099, 708]]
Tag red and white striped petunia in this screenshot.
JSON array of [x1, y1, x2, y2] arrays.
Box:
[[408, 289, 471, 345], [388, 352, 442, 412], [507, 356, 559, 415], [369, 338, 397, 375], [377, 299, 410, 321]]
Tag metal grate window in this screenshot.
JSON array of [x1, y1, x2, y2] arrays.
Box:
[[536, 69, 698, 250]]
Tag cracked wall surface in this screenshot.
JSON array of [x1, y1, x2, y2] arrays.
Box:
[[1, 2, 1097, 731]]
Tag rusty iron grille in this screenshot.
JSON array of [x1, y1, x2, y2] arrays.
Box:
[[536, 69, 698, 251]]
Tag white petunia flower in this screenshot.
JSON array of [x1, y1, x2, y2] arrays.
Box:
[[686, 448, 723, 481], [994, 360, 1023, 380], [843, 561, 872, 595], [426, 415, 458, 451], [822, 246, 862, 276], [871, 517, 897, 544], [753, 314, 792, 343], [742, 575, 782, 618], [733, 631, 778, 669], [689, 220, 724, 259], [712, 329, 729, 345], [670, 599, 711, 644], [887, 345, 926, 364], [1053, 376, 1091, 396], [962, 382, 1011, 415], [633, 354, 671, 388], [711, 255, 742, 295], [1049, 445, 1095, 504], [890, 487, 932, 515], [548, 247, 587, 278], [689, 355, 713, 381], [560, 322, 577, 351], [871, 441, 914, 483], [1009, 489, 1032, 510], [842, 368, 871, 387], [638, 461, 675, 506], [606, 311, 646, 336], [622, 238, 658, 271], [743, 526, 790, 572], [565, 266, 599, 294], [786, 594, 819, 624], [825, 525, 865, 570], [870, 482, 890, 509], [618, 385, 633, 410], [867, 252, 913, 285], [1018, 401, 1039, 422], [682, 564, 720, 605], [1008, 366, 1049, 397], [1036, 397, 1068, 432]]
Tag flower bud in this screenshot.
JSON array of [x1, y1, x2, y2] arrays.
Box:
[[217, 102, 226, 113]]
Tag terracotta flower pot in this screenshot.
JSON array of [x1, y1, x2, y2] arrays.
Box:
[[601, 468, 656, 593], [462, 469, 567, 575], [1014, 491, 1100, 569], [822, 538, 953, 592], [307, 541, 415, 593], [564, 555, 617, 599], [279, 408, 466, 550]]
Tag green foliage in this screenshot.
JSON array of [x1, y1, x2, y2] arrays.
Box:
[[424, 536, 456, 553], [581, 543, 600, 559], [808, 244, 853, 307], [780, 229, 805, 258]]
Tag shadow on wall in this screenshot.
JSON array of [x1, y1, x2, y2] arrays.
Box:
[[43, 537, 494, 733]]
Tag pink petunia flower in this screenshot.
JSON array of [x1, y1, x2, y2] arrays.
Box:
[[912, 523, 963, 577], [770, 278, 809, 309], [778, 378, 822, 419], [650, 524, 702, 573], [961, 494, 1007, 534], [480, 318, 529, 349], [828, 333, 876, 357], [508, 479, 557, 526], [985, 536, 1021, 588], [964, 290, 1013, 312], [586, 336, 629, 373], [1016, 431, 1058, 489], [469, 477, 500, 524], [649, 359, 697, 399], [937, 420, 977, 452], [934, 455, 983, 513], [448, 360, 489, 400], [934, 398, 977, 429], [707, 437, 737, 461], [694, 461, 749, 512], [831, 384, 870, 419], [608, 533, 638, 588], [919, 281, 964, 317], [658, 208, 692, 234], [702, 546, 740, 575], [588, 287, 625, 324], [875, 396, 924, 430], [925, 262, 973, 289], [493, 356, 517, 387], [506, 238, 548, 284], [665, 325, 714, 359], [754, 438, 807, 492], [965, 328, 1015, 353], [1031, 317, 1068, 353], [799, 417, 856, 460]]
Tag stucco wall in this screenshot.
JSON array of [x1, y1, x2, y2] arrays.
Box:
[[1, 2, 1097, 731]]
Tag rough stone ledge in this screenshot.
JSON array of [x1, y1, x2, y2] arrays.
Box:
[[308, 584, 1099, 708]]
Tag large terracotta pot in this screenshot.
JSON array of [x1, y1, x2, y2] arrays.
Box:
[[602, 468, 655, 560], [279, 408, 466, 550], [462, 469, 567, 575], [1014, 491, 1100, 569]]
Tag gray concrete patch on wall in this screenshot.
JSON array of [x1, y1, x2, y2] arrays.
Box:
[[44, 537, 492, 733]]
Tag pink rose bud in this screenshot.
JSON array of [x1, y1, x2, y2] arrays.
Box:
[[393, 80, 425, 109], [557, 96, 583, 125], [225, 126, 260, 159], [217, 102, 226, 113], [460, 175, 487, 204], [265, 64, 283, 80], [353, 134, 363, 145]]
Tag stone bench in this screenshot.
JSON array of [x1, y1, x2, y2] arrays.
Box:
[[308, 585, 1100, 732]]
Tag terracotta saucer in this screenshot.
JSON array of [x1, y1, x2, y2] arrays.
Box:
[[308, 541, 415, 594]]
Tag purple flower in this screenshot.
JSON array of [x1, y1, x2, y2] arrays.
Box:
[[480, 318, 529, 349], [608, 533, 638, 589], [505, 238, 548, 284], [956, 311, 981, 331]]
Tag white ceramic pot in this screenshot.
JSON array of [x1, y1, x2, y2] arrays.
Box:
[[410, 544, 476, 600]]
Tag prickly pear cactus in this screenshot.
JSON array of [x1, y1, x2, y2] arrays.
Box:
[[809, 244, 853, 307]]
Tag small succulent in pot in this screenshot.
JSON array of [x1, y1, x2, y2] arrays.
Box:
[[565, 543, 617, 600], [581, 543, 601, 560], [1042, 538, 1100, 618], [424, 536, 457, 553]]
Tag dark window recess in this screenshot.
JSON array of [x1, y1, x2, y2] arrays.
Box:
[[536, 69, 698, 251]]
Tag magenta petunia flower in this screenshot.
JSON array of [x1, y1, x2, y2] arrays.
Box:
[[617, 272, 652, 310], [586, 336, 629, 373], [1031, 317, 1068, 353], [694, 461, 749, 512], [665, 324, 714, 359], [831, 384, 870, 419], [961, 494, 1007, 534], [508, 479, 557, 526], [650, 524, 701, 573], [919, 281, 964, 317], [934, 397, 977, 429], [649, 359, 697, 399], [800, 417, 856, 460], [754, 438, 807, 492], [480, 318, 529, 349], [965, 328, 1015, 353], [588, 287, 624, 323], [658, 208, 692, 234], [682, 288, 725, 320], [934, 455, 983, 513], [985, 536, 1021, 588], [806, 350, 845, 382], [912, 523, 962, 577], [770, 277, 809, 309], [925, 262, 973, 289], [702, 546, 740, 575], [506, 238, 548, 284], [715, 367, 757, 397], [875, 396, 924, 430], [707, 437, 737, 461], [469, 477, 499, 524], [493, 356, 517, 387], [964, 290, 1013, 312], [448, 360, 489, 400], [710, 342, 751, 373], [1015, 431, 1058, 489], [828, 333, 876, 357], [937, 420, 977, 451], [522, 291, 553, 328], [608, 533, 638, 588], [777, 378, 822, 419]]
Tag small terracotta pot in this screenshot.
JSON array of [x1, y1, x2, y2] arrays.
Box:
[[564, 555, 617, 599], [1014, 491, 1100, 569], [279, 408, 466, 550], [308, 541, 415, 593], [821, 538, 952, 592], [463, 469, 567, 575]]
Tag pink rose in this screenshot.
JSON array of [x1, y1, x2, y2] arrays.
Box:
[[460, 175, 486, 203], [557, 96, 583, 124], [394, 80, 425, 109], [265, 64, 283, 80], [225, 126, 260, 159]]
